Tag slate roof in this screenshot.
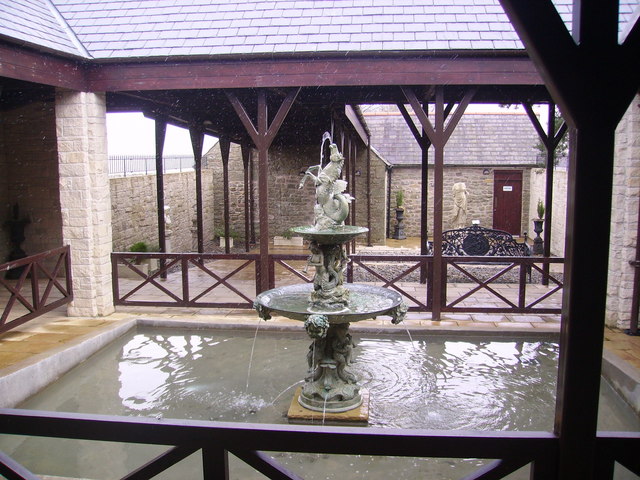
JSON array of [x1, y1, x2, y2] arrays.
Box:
[[0, 0, 86, 57], [363, 105, 541, 166], [0, 1, 636, 61]]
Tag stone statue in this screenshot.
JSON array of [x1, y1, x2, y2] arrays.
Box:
[[299, 142, 354, 230], [451, 182, 468, 229]]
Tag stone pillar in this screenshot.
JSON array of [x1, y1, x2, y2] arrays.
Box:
[[606, 95, 640, 329], [56, 90, 114, 317]]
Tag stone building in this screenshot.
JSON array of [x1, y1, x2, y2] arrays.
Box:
[[364, 105, 541, 238]]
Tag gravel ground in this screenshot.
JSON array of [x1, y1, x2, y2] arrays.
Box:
[[352, 248, 563, 284]]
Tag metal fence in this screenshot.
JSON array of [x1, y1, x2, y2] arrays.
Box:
[[109, 155, 195, 177]]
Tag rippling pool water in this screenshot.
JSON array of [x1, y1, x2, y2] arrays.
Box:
[[2, 326, 638, 479]]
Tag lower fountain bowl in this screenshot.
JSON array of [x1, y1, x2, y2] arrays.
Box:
[[254, 283, 405, 324]]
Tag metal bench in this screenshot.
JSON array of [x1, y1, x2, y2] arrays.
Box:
[[440, 224, 532, 282], [441, 224, 530, 257]]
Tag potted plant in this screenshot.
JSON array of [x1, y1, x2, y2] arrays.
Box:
[[118, 241, 151, 278], [532, 199, 545, 254], [393, 190, 406, 240], [274, 227, 304, 247], [214, 227, 240, 248]]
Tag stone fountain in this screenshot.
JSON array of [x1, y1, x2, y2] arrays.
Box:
[[254, 133, 407, 418]]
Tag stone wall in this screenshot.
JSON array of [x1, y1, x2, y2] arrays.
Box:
[[607, 96, 640, 329], [528, 167, 568, 257], [389, 166, 532, 238], [205, 142, 389, 246], [56, 90, 113, 316], [110, 168, 215, 253], [353, 147, 388, 245], [1, 99, 62, 262]]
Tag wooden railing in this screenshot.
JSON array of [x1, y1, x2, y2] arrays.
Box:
[[112, 252, 563, 316], [0, 246, 73, 334], [112, 252, 260, 308], [0, 408, 637, 479]]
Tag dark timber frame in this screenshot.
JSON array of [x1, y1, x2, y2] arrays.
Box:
[[1, 1, 640, 478], [500, 1, 640, 478]]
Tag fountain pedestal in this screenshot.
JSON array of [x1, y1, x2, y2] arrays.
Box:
[[253, 137, 407, 421]]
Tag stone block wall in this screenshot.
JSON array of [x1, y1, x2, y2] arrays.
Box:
[[607, 96, 640, 329], [56, 90, 113, 316], [205, 142, 389, 246], [528, 167, 568, 257], [389, 166, 532, 238], [353, 147, 388, 245], [1, 99, 62, 262], [110, 168, 215, 253]]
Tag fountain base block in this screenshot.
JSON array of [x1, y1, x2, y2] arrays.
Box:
[[287, 387, 369, 425]]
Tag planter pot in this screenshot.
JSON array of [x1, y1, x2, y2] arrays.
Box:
[[532, 218, 544, 255], [218, 237, 234, 248], [273, 236, 304, 247], [393, 208, 406, 240], [117, 262, 149, 279]]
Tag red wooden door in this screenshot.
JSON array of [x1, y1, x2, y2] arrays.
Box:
[[493, 170, 522, 234]]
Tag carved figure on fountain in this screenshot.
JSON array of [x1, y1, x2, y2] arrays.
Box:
[[299, 143, 354, 230]]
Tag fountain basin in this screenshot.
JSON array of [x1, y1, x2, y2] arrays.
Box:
[[254, 283, 404, 324], [290, 225, 369, 245]]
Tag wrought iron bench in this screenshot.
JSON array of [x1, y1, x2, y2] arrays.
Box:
[[440, 224, 532, 282], [441, 224, 530, 257]]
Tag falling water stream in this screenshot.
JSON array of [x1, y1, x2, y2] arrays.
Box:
[[2, 326, 639, 480], [245, 318, 263, 391]]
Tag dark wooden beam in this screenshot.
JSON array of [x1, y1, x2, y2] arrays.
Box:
[[189, 126, 205, 255], [0, 42, 86, 90], [241, 143, 252, 253], [226, 88, 300, 292], [401, 85, 475, 319], [499, 1, 640, 478], [523, 102, 567, 285], [500, 0, 639, 128], [86, 56, 541, 92], [155, 118, 167, 252], [154, 117, 167, 278], [219, 136, 232, 254]]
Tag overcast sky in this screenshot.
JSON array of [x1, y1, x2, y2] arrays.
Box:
[[107, 105, 544, 156], [107, 112, 217, 156]]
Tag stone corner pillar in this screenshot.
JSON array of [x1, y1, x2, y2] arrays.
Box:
[[56, 90, 115, 317], [606, 94, 640, 329]]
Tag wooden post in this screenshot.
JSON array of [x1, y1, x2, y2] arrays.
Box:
[[226, 88, 300, 293], [241, 143, 252, 253], [500, 0, 640, 477], [401, 86, 475, 320], [523, 101, 567, 285], [219, 136, 231, 254], [189, 125, 205, 254], [154, 117, 167, 279], [397, 101, 432, 283], [366, 137, 372, 246], [154, 117, 167, 253]]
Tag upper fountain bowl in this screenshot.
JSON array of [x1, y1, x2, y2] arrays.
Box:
[[290, 225, 368, 245]]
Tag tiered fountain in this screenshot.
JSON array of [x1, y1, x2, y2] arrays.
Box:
[[254, 133, 407, 419]]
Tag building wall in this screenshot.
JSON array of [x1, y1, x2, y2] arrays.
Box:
[[528, 167, 568, 257], [389, 165, 532, 238], [206, 142, 389, 246], [607, 96, 640, 329], [353, 147, 388, 245], [1, 100, 62, 261], [110, 168, 215, 253]]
